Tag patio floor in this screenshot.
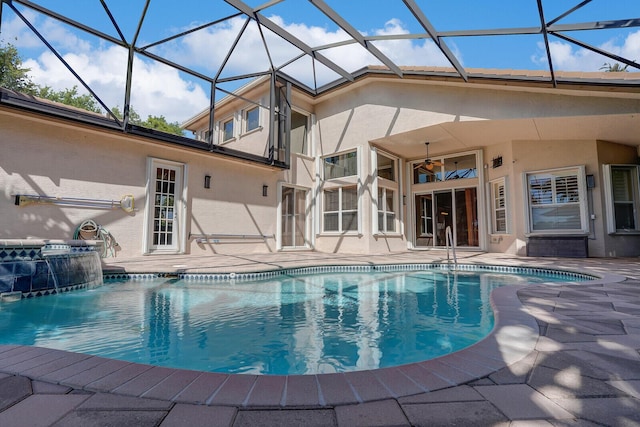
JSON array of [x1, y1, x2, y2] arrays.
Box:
[[0, 251, 639, 426]]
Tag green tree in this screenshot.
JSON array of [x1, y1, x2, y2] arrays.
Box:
[[37, 85, 102, 113], [111, 105, 141, 124], [600, 62, 629, 72], [142, 115, 184, 135], [111, 105, 183, 136], [0, 42, 36, 93], [2, 43, 184, 135]]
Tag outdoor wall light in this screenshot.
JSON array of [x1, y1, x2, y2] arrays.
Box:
[[204, 175, 211, 189], [262, 185, 268, 197]]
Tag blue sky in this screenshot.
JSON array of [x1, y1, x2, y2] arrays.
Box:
[[1, 0, 638, 123]]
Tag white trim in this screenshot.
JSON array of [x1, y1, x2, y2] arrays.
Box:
[[603, 164, 616, 234], [523, 165, 588, 235], [371, 147, 378, 234], [277, 182, 313, 250], [357, 146, 363, 235], [143, 157, 187, 254], [219, 115, 235, 143], [489, 176, 508, 234], [290, 107, 312, 157], [372, 148, 401, 235], [602, 164, 640, 234], [242, 104, 261, 134]]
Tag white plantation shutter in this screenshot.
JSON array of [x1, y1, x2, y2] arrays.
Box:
[[527, 168, 586, 232], [491, 178, 507, 233]]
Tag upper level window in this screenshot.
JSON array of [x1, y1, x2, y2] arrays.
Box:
[[221, 118, 234, 142], [413, 152, 478, 184], [244, 106, 260, 133], [526, 167, 587, 233], [291, 110, 310, 156], [444, 154, 477, 180], [413, 166, 441, 184], [603, 165, 640, 233], [323, 150, 358, 179], [377, 153, 396, 181]]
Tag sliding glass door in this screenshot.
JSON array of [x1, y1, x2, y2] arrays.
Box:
[[414, 187, 478, 248]]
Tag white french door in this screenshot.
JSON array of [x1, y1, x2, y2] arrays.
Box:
[[145, 159, 185, 253], [280, 185, 310, 249]]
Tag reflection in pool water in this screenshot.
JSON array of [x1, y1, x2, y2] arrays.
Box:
[[0, 268, 579, 375]]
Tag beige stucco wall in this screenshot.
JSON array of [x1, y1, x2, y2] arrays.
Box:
[[512, 140, 597, 257], [312, 79, 640, 255], [483, 142, 517, 254], [3, 73, 639, 258], [595, 140, 640, 257], [1, 109, 282, 257]]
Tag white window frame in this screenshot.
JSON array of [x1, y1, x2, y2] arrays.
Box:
[[322, 185, 360, 234], [219, 116, 235, 143], [372, 149, 400, 235], [376, 187, 398, 234], [290, 108, 312, 157], [277, 182, 313, 250], [490, 177, 508, 234], [322, 149, 358, 180], [320, 147, 362, 235], [142, 157, 188, 255], [243, 105, 261, 134], [603, 164, 640, 234], [524, 166, 588, 235]]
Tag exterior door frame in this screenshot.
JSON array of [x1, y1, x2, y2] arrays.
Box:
[[277, 182, 313, 250], [407, 149, 486, 250], [142, 157, 188, 254]]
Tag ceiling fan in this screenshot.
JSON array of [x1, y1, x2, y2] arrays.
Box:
[[414, 142, 444, 170]]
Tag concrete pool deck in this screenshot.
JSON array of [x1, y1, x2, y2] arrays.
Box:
[[0, 252, 639, 426]]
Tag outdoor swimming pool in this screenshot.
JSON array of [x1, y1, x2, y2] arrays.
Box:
[[0, 265, 591, 375]]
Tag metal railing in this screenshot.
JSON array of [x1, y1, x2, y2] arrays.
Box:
[[445, 226, 458, 270], [190, 233, 273, 243]]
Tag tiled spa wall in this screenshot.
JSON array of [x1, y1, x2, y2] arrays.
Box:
[[0, 240, 103, 298]]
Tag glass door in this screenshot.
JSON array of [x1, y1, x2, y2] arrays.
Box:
[[413, 188, 479, 248], [455, 188, 479, 247], [414, 193, 433, 247], [281, 186, 308, 248], [434, 191, 453, 246], [148, 163, 182, 252]]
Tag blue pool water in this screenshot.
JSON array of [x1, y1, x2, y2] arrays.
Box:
[[0, 267, 586, 375]]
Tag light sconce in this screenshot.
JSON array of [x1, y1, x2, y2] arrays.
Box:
[[204, 175, 211, 189], [492, 156, 503, 169], [262, 185, 268, 197]]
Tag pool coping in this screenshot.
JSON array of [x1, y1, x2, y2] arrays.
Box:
[[0, 264, 627, 408]]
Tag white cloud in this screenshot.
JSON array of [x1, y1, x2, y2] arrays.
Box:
[[6, 7, 638, 125], [23, 46, 209, 122], [2, 12, 91, 52], [372, 19, 458, 68], [531, 30, 640, 71]]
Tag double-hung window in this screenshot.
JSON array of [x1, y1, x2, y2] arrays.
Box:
[[526, 166, 587, 233], [603, 165, 640, 233], [377, 187, 396, 233], [490, 178, 507, 234], [323, 186, 358, 232], [375, 151, 399, 234], [322, 149, 359, 233]]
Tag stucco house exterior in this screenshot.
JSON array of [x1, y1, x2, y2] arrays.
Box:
[[2, 66, 639, 258]]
